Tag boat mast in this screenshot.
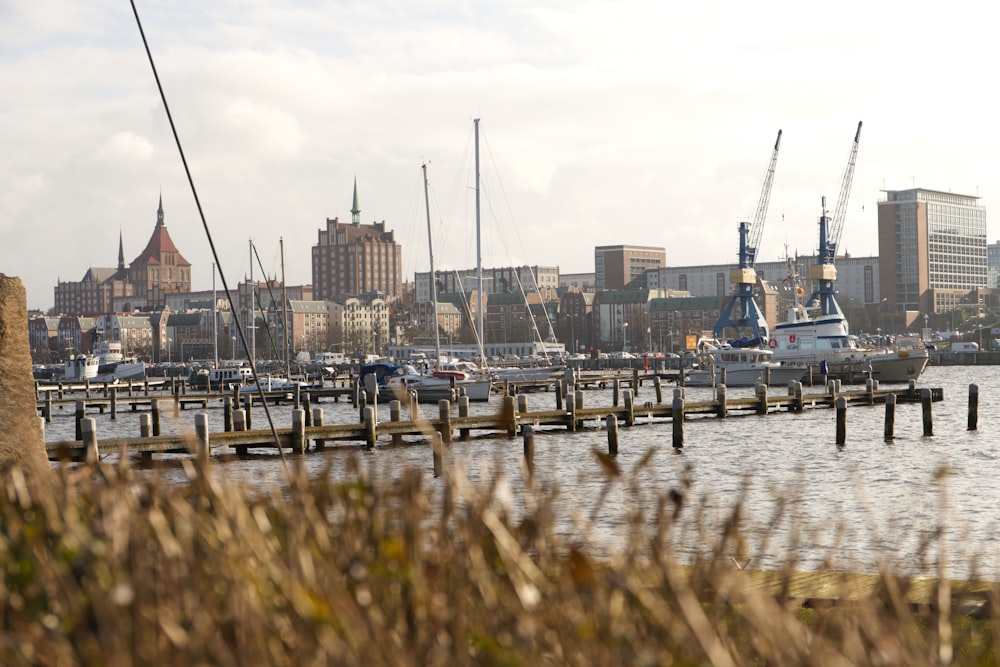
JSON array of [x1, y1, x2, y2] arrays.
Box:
[[474, 118, 484, 353], [212, 262, 218, 368], [423, 163, 442, 367], [249, 238, 256, 368], [281, 237, 289, 379]]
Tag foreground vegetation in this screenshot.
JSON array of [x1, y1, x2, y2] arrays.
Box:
[[0, 453, 997, 666]]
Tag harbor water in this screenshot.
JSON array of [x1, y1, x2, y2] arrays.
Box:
[[42, 365, 1000, 580]]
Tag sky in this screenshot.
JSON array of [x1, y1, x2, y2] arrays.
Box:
[[2, 0, 998, 312]]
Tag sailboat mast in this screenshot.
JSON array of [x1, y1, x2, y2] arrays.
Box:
[[249, 238, 255, 368], [423, 163, 442, 366], [281, 237, 289, 378], [474, 118, 484, 350], [212, 262, 218, 368]]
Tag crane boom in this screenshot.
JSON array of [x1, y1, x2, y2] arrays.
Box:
[[746, 129, 782, 264], [713, 129, 783, 342], [825, 121, 862, 261]]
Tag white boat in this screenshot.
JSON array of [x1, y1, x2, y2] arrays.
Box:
[[64, 354, 100, 381], [769, 297, 929, 384], [359, 362, 492, 403], [686, 340, 807, 388], [92, 340, 147, 383], [769, 203, 929, 385]]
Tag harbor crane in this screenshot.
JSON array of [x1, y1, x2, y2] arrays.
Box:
[[712, 129, 782, 342], [807, 121, 862, 318]]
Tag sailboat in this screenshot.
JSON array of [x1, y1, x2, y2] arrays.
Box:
[[360, 161, 492, 402]]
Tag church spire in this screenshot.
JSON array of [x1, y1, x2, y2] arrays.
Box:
[[118, 230, 125, 271], [351, 177, 360, 226], [156, 192, 165, 227]]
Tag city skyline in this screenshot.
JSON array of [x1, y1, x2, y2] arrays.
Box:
[[5, 1, 1000, 311]]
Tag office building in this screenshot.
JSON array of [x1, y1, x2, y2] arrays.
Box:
[[594, 245, 665, 291]]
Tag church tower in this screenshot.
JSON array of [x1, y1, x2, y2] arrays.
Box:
[[129, 194, 192, 307]]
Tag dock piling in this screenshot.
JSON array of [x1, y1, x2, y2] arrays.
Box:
[[884, 393, 896, 441], [522, 424, 535, 471], [968, 384, 979, 431], [835, 397, 847, 446], [921, 388, 933, 436], [82, 417, 98, 465], [195, 413, 210, 461], [607, 414, 619, 455], [671, 397, 684, 448]]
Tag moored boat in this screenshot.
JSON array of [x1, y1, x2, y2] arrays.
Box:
[[686, 340, 807, 388]]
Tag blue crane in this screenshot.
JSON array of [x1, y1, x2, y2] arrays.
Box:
[[712, 129, 782, 344], [806, 121, 862, 320]]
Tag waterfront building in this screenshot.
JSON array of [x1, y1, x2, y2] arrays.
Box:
[[559, 272, 596, 293], [53, 195, 191, 315], [877, 188, 987, 316], [311, 181, 403, 302], [414, 265, 559, 302], [594, 245, 665, 291]]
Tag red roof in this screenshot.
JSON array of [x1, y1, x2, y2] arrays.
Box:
[[132, 224, 190, 266]]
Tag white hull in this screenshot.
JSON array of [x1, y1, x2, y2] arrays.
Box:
[[384, 376, 493, 403], [94, 362, 147, 384], [685, 365, 806, 388]]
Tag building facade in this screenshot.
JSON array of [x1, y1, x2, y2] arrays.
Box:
[[311, 183, 403, 302], [54, 195, 191, 315], [594, 245, 665, 291], [414, 265, 559, 302], [877, 188, 987, 315]]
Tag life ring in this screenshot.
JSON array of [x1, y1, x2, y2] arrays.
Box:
[[789, 334, 796, 343], [768, 338, 777, 348]]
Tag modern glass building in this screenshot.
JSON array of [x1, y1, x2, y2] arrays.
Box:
[[877, 188, 987, 315]]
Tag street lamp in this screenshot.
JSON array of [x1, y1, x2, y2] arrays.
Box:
[[167, 337, 172, 364], [622, 321, 629, 353]]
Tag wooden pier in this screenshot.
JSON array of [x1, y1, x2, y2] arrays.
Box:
[[44, 379, 945, 462]]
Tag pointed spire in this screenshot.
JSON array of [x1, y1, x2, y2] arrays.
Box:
[[156, 191, 164, 227], [118, 230, 125, 271], [351, 177, 360, 226]]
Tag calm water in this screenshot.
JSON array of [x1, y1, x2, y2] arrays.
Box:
[[43, 365, 1000, 578]]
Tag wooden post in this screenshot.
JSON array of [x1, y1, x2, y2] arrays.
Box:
[[359, 390, 367, 423], [313, 407, 325, 450], [195, 413, 210, 462], [390, 400, 402, 446], [291, 408, 306, 454], [82, 417, 99, 465], [432, 432, 443, 477], [827, 379, 837, 400], [144, 380, 150, 396], [565, 394, 576, 432], [501, 395, 516, 438], [303, 392, 312, 427], [884, 393, 896, 441], [654, 376, 663, 404], [612, 379, 620, 407], [44, 391, 52, 423], [575, 389, 584, 411], [921, 388, 933, 436], [438, 399, 453, 444], [409, 391, 419, 421], [294, 384, 301, 411], [458, 395, 470, 440], [716, 384, 728, 418], [791, 381, 804, 413], [223, 396, 233, 432], [75, 400, 85, 441], [353, 379, 360, 409], [607, 414, 619, 455], [364, 405, 377, 448], [631, 367, 639, 396], [554, 379, 563, 410], [128, 378, 134, 396], [968, 383, 979, 431], [755, 383, 767, 415], [522, 424, 535, 472], [243, 393, 253, 430], [151, 399, 162, 436], [233, 409, 248, 456], [866, 378, 876, 405], [110, 386, 118, 420], [671, 397, 684, 448], [503, 378, 510, 397], [139, 413, 151, 438], [623, 389, 635, 427], [85, 379, 91, 398], [835, 396, 847, 446]]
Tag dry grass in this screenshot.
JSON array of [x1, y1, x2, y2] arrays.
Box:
[[0, 451, 997, 666]]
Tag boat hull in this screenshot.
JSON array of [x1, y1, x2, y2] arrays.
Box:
[[685, 365, 806, 388]]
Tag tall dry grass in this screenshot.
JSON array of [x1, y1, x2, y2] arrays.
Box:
[[0, 451, 996, 666]]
